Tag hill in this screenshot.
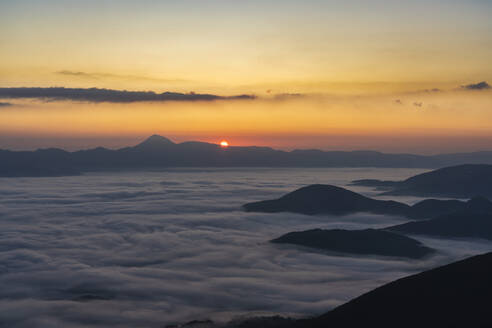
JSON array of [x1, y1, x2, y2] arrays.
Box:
[[271, 228, 434, 259], [244, 184, 475, 219], [352, 164, 492, 198], [243, 184, 410, 216], [387, 197, 492, 240]]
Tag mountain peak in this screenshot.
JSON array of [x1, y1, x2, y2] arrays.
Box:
[[136, 135, 175, 148]]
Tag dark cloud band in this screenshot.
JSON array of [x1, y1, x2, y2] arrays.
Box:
[[0, 87, 256, 103], [462, 81, 491, 90]]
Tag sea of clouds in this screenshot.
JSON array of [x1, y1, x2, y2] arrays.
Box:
[[1, 167, 491, 327]]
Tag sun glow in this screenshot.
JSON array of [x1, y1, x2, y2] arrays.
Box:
[[220, 140, 229, 147]]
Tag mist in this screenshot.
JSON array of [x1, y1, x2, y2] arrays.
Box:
[[1, 168, 490, 327]]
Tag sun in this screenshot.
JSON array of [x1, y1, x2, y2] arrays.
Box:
[[220, 140, 229, 148]]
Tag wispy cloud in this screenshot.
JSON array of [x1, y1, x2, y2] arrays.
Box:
[[0, 102, 13, 107], [272, 93, 306, 100], [0, 87, 256, 103], [421, 88, 441, 93], [56, 70, 189, 83]]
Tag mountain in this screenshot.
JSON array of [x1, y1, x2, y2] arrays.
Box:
[[406, 198, 467, 219], [386, 197, 492, 240], [3, 136, 492, 177], [132, 134, 175, 150], [294, 252, 492, 328], [271, 228, 434, 259], [243, 184, 410, 216], [0, 148, 80, 177], [243, 184, 474, 219], [352, 164, 492, 198]]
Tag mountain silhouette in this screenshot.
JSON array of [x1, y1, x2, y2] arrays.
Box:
[[133, 134, 175, 150], [243, 184, 410, 216], [0, 148, 79, 177], [4, 136, 492, 177], [206, 252, 492, 328], [352, 164, 492, 198], [271, 228, 434, 259], [406, 198, 466, 219], [243, 184, 474, 219], [386, 197, 492, 240], [293, 252, 492, 328]]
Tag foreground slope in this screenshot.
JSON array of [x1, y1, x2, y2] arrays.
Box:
[[297, 252, 492, 328]]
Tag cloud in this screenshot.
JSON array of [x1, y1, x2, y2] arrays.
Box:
[[272, 93, 306, 101], [413, 102, 423, 107], [0, 87, 256, 103], [461, 81, 491, 90], [0, 169, 491, 327], [56, 70, 189, 84], [0, 102, 12, 107], [421, 88, 441, 93]]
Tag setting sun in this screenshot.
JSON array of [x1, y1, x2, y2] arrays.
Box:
[[220, 140, 229, 147]]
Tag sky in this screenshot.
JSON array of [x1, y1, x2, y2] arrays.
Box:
[[1, 0, 492, 153]]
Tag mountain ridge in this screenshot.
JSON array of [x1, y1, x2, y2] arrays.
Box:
[[3, 135, 492, 177], [243, 184, 489, 219], [352, 164, 492, 198], [271, 228, 434, 259]]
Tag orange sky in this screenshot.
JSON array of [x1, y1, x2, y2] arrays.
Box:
[[1, 0, 492, 153]]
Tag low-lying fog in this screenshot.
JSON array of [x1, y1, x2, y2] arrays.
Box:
[[1, 168, 491, 327]]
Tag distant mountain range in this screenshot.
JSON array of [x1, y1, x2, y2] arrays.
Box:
[[3, 135, 492, 177]]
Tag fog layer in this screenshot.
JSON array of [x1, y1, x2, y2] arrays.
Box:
[[1, 168, 490, 327]]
